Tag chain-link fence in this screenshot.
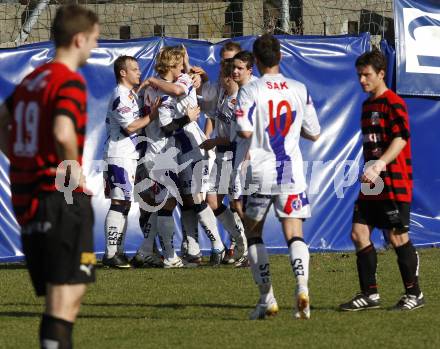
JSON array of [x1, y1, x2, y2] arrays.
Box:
[[0, 0, 394, 47]]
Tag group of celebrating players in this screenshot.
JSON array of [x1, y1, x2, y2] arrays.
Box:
[[101, 35, 321, 322], [0, 4, 425, 348]]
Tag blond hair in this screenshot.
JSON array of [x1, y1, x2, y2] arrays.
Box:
[[155, 46, 185, 75]]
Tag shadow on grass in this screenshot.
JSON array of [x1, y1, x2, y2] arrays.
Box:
[[82, 302, 252, 310], [0, 263, 27, 270]]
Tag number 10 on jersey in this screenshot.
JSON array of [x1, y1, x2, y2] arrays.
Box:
[[268, 99, 295, 138]]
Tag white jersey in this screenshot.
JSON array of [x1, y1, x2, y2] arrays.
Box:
[[200, 80, 223, 119], [215, 90, 237, 141], [143, 82, 170, 156], [170, 73, 207, 161], [230, 75, 258, 171], [235, 73, 320, 195], [104, 84, 143, 159]]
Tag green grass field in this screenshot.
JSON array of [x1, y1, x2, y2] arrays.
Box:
[[1, 248, 439, 348]]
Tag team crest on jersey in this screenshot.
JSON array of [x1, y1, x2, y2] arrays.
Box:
[[291, 196, 302, 211], [235, 108, 244, 118], [371, 112, 380, 125], [117, 106, 131, 114], [230, 98, 236, 105]]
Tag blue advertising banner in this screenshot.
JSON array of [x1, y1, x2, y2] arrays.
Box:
[[1, 34, 439, 262], [394, 0, 440, 96]]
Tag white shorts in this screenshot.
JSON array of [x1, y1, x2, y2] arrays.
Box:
[[179, 156, 211, 195], [207, 153, 234, 195], [228, 169, 243, 200], [103, 157, 138, 201], [244, 192, 311, 221], [134, 137, 180, 205]]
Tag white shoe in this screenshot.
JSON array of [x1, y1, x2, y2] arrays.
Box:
[[294, 291, 310, 320], [249, 299, 279, 320], [163, 256, 184, 269]]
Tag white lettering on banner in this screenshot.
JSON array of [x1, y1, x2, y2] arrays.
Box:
[[403, 8, 440, 74]]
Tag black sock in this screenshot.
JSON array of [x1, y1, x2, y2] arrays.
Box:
[[395, 241, 421, 297], [40, 314, 73, 349], [356, 244, 378, 296]]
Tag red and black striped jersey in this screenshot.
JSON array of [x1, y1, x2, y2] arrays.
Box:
[[7, 62, 87, 225], [359, 89, 412, 203]]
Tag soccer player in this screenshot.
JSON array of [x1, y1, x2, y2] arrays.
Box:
[[102, 55, 160, 268], [143, 46, 226, 266], [339, 50, 424, 311], [235, 34, 320, 320], [200, 41, 242, 138], [200, 59, 248, 267], [0, 5, 99, 347]]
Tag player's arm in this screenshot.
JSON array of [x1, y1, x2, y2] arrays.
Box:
[[124, 97, 161, 134], [301, 88, 321, 142], [301, 128, 320, 141], [53, 115, 78, 161], [0, 97, 13, 156], [147, 77, 186, 96], [362, 137, 407, 184], [199, 136, 229, 150], [362, 102, 410, 184], [161, 105, 200, 136], [235, 87, 254, 139], [204, 117, 214, 138]]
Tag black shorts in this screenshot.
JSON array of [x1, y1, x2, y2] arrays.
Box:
[[352, 199, 410, 232], [21, 191, 96, 296]]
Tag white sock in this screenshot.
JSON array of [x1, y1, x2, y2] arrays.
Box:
[[216, 205, 243, 239], [288, 239, 310, 293], [105, 207, 125, 258], [157, 211, 176, 260], [248, 241, 274, 303], [117, 213, 129, 255], [196, 204, 224, 251], [181, 208, 200, 256], [137, 212, 158, 256]]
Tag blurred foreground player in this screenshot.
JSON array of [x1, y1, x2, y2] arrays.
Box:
[[0, 5, 99, 348]]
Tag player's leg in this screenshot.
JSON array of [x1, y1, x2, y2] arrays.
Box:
[[103, 158, 135, 268], [131, 208, 162, 268], [34, 191, 96, 348], [180, 203, 202, 264], [156, 196, 184, 268], [41, 284, 86, 348], [340, 201, 379, 311], [229, 170, 248, 267], [243, 194, 278, 320], [275, 193, 311, 319], [210, 193, 247, 265], [190, 192, 226, 265], [281, 218, 310, 319], [386, 202, 424, 310]]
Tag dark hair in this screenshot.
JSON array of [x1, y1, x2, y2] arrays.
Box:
[[221, 58, 234, 77], [114, 55, 137, 83], [220, 41, 241, 57], [233, 51, 254, 69], [253, 34, 281, 68], [355, 49, 387, 75], [52, 4, 99, 48]]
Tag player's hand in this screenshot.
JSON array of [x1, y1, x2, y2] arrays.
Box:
[[135, 78, 151, 93], [149, 97, 161, 120], [191, 74, 202, 89], [181, 44, 191, 72], [186, 105, 200, 122], [191, 66, 208, 83], [361, 159, 386, 184], [199, 139, 217, 150]]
